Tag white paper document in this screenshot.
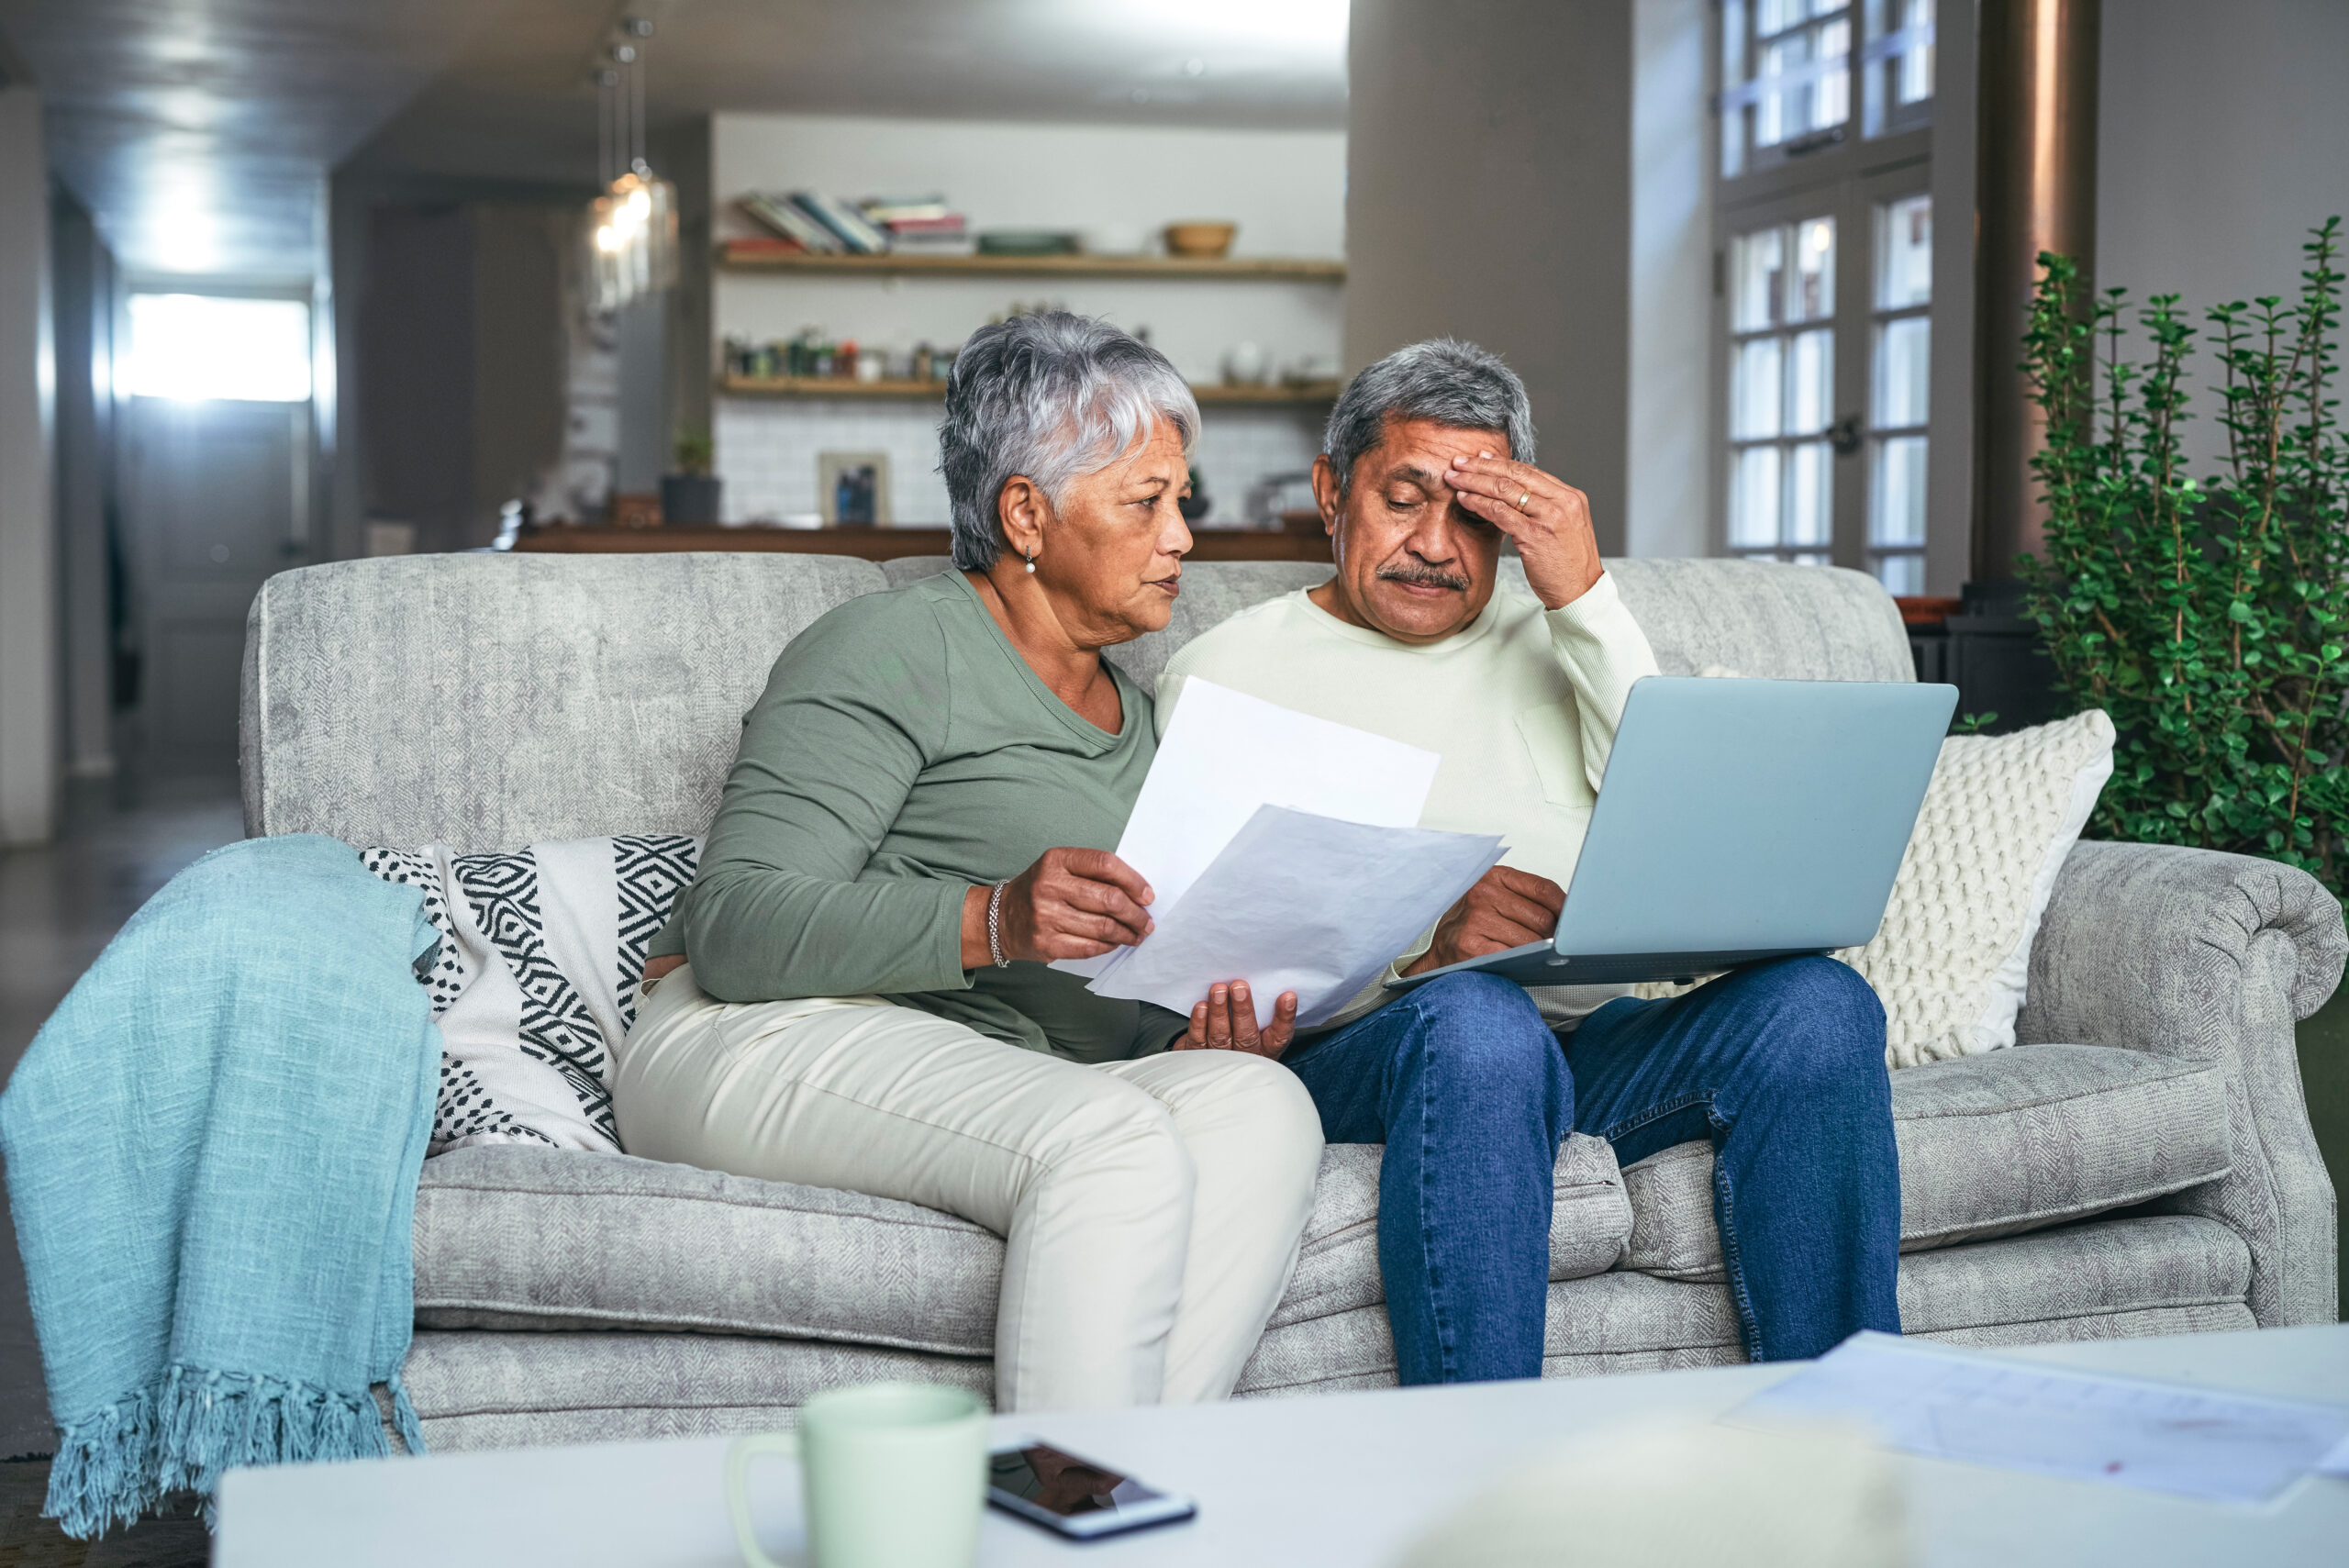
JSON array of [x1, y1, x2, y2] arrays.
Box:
[[1728, 1332, 2349, 1504], [1085, 804, 1503, 1029], [1053, 678, 1444, 982]]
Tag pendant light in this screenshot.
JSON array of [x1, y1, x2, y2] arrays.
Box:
[[587, 18, 678, 313]]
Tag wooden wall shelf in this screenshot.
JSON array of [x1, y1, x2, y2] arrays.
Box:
[[717, 374, 1342, 406], [717, 245, 1345, 283], [507, 525, 1334, 564]]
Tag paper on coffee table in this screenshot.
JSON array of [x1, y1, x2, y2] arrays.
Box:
[[1084, 804, 1503, 1029], [1729, 1331, 2349, 1504], [1053, 678, 1443, 981]]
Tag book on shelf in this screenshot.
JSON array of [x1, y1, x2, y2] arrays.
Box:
[[883, 214, 967, 236], [792, 191, 893, 254], [886, 230, 977, 255], [726, 235, 807, 257], [861, 195, 952, 225], [739, 194, 841, 252]]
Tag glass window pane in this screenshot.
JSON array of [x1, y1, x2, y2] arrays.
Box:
[[1872, 435, 1929, 545], [1732, 228, 1784, 330], [1814, 18, 1851, 130], [1759, 0, 1804, 38], [1791, 217, 1836, 320], [1730, 447, 1783, 547], [1788, 328, 1834, 433], [1873, 552, 1924, 594], [1723, 0, 1750, 175], [124, 294, 312, 402], [1876, 195, 1932, 307], [1873, 317, 1930, 427], [1898, 0, 1935, 104], [1733, 339, 1786, 439], [1787, 441, 1833, 545], [1757, 35, 1798, 147]]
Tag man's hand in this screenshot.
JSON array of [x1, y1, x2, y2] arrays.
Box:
[[1404, 866, 1565, 976], [1177, 980, 1297, 1058], [1444, 452, 1604, 611]]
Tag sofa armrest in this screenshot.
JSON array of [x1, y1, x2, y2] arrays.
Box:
[[2019, 839, 2344, 1326]]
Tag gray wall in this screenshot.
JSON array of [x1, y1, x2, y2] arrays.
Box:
[[1626, 0, 1710, 560], [333, 174, 583, 555], [0, 87, 56, 844], [2098, 0, 2349, 473], [48, 190, 117, 780], [1346, 0, 1636, 553]]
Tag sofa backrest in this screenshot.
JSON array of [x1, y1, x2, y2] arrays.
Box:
[[244, 550, 1913, 851], [240, 552, 886, 851], [879, 553, 1915, 690]]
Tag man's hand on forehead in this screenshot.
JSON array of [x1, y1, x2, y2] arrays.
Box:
[[1444, 450, 1605, 610]]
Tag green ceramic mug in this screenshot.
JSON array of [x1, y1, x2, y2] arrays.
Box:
[[726, 1382, 990, 1568]]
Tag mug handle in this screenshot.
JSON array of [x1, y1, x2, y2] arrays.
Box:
[[725, 1431, 801, 1568]]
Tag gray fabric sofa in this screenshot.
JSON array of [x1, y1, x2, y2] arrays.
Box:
[[239, 550, 2345, 1451]]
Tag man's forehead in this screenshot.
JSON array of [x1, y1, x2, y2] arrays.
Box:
[[1365, 417, 1510, 477]]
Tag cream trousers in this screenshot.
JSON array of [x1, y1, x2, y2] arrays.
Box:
[[614, 967, 1324, 1413]]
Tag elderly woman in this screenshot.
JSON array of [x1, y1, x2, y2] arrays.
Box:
[[618, 313, 1324, 1413]]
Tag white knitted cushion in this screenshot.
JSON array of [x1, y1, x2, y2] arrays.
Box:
[[1841, 709, 2114, 1067]]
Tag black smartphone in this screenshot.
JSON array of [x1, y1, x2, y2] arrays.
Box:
[[986, 1440, 1198, 1540]]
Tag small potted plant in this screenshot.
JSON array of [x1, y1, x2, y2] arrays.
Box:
[[662, 431, 721, 525]]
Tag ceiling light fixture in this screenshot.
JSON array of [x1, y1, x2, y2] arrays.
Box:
[[587, 17, 677, 314]]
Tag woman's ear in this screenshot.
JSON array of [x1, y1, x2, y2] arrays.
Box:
[[997, 475, 1047, 564]]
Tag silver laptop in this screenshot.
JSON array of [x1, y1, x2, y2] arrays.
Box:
[[1386, 676, 1957, 992]]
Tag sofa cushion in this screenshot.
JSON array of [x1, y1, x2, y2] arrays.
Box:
[[1270, 1135, 1628, 1330], [1620, 1043, 2229, 1281], [413, 1147, 1004, 1356], [415, 1134, 1631, 1349]]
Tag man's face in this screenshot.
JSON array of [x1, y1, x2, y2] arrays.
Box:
[[1309, 417, 1507, 645]]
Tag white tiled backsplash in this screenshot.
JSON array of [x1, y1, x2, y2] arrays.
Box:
[[717, 399, 1328, 529]]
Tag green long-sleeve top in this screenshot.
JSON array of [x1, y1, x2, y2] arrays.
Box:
[[646, 570, 1187, 1063]]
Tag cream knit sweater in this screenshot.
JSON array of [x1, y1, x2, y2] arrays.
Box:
[[1157, 571, 1662, 1029]]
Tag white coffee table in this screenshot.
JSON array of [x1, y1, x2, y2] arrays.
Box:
[[215, 1325, 2349, 1566]]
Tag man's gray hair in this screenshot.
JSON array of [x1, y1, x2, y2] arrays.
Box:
[[1322, 339, 1536, 495], [940, 312, 1199, 571]]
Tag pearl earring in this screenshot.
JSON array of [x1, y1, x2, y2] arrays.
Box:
[[1025, 548, 1037, 574]]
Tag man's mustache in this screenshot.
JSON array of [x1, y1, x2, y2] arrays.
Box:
[[1377, 562, 1471, 591]]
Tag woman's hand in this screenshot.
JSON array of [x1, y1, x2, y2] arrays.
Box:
[[1443, 451, 1605, 611], [1177, 980, 1297, 1058], [962, 848, 1156, 967]]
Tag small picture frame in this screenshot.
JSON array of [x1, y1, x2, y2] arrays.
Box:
[[818, 450, 892, 527]]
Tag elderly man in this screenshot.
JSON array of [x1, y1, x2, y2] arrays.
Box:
[[1159, 339, 1899, 1385]]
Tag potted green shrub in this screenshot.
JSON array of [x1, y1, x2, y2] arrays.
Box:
[[662, 430, 721, 525], [2021, 219, 2347, 890]]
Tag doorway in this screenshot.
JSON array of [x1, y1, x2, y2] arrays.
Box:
[[117, 292, 315, 775]]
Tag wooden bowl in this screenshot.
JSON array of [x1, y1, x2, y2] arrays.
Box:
[[1164, 221, 1237, 259]]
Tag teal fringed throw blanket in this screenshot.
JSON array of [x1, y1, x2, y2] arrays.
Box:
[[0, 834, 440, 1536]]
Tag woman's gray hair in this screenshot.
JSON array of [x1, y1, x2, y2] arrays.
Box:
[[1322, 339, 1536, 495], [940, 312, 1200, 571]]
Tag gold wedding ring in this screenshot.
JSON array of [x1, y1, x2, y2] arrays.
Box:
[[1516, 491, 1534, 512]]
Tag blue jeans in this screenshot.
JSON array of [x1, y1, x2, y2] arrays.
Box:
[[1283, 957, 1899, 1383]]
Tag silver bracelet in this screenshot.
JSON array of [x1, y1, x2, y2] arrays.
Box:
[[985, 879, 1012, 968]]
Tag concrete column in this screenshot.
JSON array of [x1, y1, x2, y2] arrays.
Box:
[[0, 86, 58, 843], [1970, 0, 2099, 582], [1346, 0, 1636, 551]]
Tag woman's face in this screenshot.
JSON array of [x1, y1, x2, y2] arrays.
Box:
[[1028, 418, 1194, 646]]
